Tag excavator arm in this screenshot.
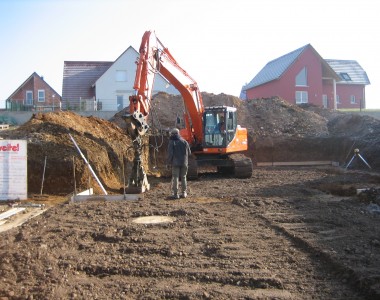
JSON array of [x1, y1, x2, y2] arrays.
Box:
[[155, 41, 204, 145], [123, 30, 205, 193], [126, 31, 157, 138], [128, 30, 204, 144]]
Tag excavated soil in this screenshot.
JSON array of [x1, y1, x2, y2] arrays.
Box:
[[1, 93, 380, 299]]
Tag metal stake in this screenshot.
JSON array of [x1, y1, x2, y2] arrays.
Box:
[[69, 133, 107, 195], [40, 156, 47, 195], [73, 156, 77, 195]]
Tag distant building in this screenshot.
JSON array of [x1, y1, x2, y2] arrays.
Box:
[[6, 72, 61, 111], [62, 46, 180, 111], [325, 59, 370, 109], [241, 44, 370, 109]]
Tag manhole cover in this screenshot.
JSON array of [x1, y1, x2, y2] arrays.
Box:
[[132, 216, 176, 224]]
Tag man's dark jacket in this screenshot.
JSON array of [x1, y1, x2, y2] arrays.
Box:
[[167, 134, 191, 167]]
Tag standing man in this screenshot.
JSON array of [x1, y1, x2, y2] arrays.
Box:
[[167, 128, 191, 199]]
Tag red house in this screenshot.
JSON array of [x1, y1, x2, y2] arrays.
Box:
[[325, 59, 370, 109], [6, 72, 62, 111], [241, 44, 370, 109]]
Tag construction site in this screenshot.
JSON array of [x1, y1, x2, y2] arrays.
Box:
[[0, 92, 380, 299]]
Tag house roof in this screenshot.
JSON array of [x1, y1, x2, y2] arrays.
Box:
[[113, 46, 139, 65], [325, 59, 370, 85], [8, 72, 61, 99], [62, 61, 113, 100], [243, 44, 340, 91]]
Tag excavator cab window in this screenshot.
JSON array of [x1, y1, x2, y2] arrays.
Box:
[[203, 108, 237, 147], [226, 111, 237, 143]]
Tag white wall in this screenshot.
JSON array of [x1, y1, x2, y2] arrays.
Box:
[[95, 47, 136, 111], [95, 47, 179, 111]]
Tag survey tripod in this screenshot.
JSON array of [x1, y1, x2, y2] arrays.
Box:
[[345, 148, 371, 170]]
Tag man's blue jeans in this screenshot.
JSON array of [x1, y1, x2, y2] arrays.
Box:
[[171, 165, 188, 196]]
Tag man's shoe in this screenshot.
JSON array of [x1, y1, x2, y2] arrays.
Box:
[[180, 192, 187, 199], [169, 194, 179, 200]]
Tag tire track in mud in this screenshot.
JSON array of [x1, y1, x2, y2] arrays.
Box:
[[256, 203, 380, 299]]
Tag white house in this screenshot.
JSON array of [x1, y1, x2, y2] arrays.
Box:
[[62, 46, 179, 111]]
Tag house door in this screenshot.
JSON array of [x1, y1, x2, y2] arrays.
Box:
[[117, 95, 124, 111], [322, 95, 328, 108]]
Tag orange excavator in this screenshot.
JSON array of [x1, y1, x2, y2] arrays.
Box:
[[123, 31, 252, 193]]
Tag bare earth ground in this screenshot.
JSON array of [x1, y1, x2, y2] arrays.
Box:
[[1, 167, 380, 299], [1, 94, 380, 299]]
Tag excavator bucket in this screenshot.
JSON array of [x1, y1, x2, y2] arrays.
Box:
[[124, 159, 150, 194], [124, 184, 150, 194], [124, 187, 143, 194]]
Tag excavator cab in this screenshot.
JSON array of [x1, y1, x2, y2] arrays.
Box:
[[203, 106, 237, 148]]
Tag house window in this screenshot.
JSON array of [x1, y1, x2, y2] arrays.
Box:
[[25, 91, 33, 105], [336, 95, 341, 104], [295, 91, 308, 104], [340, 72, 351, 81], [350, 95, 356, 104], [295, 67, 307, 86], [116, 70, 127, 82], [38, 90, 45, 102]]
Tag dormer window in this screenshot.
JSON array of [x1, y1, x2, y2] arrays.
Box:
[[340, 72, 351, 81]]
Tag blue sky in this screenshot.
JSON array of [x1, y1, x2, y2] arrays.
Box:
[[0, 0, 378, 108]]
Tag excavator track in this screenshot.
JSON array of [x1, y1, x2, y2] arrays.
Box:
[[229, 154, 253, 178], [207, 154, 253, 178]]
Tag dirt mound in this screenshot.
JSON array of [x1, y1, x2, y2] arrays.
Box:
[[1, 111, 140, 195], [111, 92, 247, 132], [327, 113, 380, 137], [113, 93, 330, 138], [245, 97, 329, 137]]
